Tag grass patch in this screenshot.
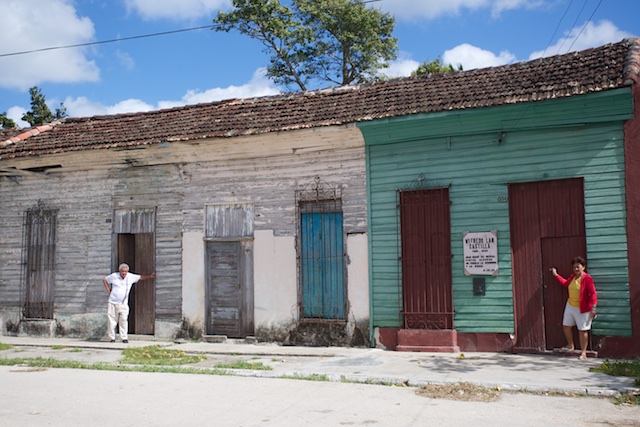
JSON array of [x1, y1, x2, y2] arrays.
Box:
[[51, 345, 65, 350], [0, 356, 230, 375], [281, 373, 330, 382], [214, 360, 272, 370], [591, 358, 640, 384], [590, 358, 640, 405], [416, 382, 501, 402], [121, 345, 207, 366], [0, 343, 12, 351], [67, 348, 82, 353]]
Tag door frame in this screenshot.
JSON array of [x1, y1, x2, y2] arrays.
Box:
[[204, 203, 255, 338], [112, 208, 156, 335]]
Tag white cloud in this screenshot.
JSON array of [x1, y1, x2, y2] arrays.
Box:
[[59, 68, 279, 118], [529, 20, 634, 59], [157, 68, 280, 109], [124, 0, 230, 21], [380, 54, 421, 78], [63, 97, 156, 118], [0, 0, 99, 90], [443, 44, 515, 70], [379, 0, 542, 21], [6, 106, 29, 129]]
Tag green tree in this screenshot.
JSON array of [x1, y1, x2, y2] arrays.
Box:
[[21, 86, 67, 127], [412, 58, 462, 76], [0, 112, 16, 130], [214, 0, 398, 91]]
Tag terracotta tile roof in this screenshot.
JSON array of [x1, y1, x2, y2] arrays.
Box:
[[1, 37, 639, 161]]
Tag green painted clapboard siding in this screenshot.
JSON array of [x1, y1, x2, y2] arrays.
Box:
[[361, 89, 634, 336]]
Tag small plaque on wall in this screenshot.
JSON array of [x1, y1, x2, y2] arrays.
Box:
[[463, 231, 498, 276]]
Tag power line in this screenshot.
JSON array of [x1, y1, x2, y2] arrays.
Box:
[[554, 0, 589, 55], [566, 0, 604, 52], [0, 25, 214, 58], [0, 0, 383, 59], [538, 0, 575, 59]]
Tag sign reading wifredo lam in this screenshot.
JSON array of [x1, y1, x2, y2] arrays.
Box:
[[463, 231, 498, 276]]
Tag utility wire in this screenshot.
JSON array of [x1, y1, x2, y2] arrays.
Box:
[[537, 0, 575, 59], [499, 0, 604, 134], [0, 0, 382, 58], [554, 0, 589, 55], [566, 0, 604, 52], [0, 25, 214, 58]]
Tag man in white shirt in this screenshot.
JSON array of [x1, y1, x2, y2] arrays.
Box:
[[103, 263, 155, 343]]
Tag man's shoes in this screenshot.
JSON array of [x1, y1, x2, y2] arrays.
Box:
[[123, 340, 129, 343], [110, 340, 115, 343]]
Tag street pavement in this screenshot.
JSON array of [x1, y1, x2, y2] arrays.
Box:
[[0, 335, 637, 396]]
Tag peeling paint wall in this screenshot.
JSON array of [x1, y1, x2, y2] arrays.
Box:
[[253, 230, 298, 328], [182, 231, 205, 328]]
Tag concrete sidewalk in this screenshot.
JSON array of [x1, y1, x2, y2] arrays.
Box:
[[0, 335, 636, 396]]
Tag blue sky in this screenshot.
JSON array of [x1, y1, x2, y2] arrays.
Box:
[[1, 0, 638, 128]]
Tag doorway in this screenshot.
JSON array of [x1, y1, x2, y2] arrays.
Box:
[[509, 178, 586, 351], [112, 208, 156, 336], [117, 233, 155, 335], [204, 204, 254, 338]]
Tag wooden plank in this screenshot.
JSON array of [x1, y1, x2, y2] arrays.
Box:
[[365, 92, 633, 336]]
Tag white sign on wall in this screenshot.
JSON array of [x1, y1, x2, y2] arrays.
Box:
[[463, 231, 498, 276]]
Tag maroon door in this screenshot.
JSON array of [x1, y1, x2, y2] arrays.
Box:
[[509, 178, 586, 351], [399, 188, 453, 329]]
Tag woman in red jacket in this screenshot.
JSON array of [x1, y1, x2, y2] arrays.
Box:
[[550, 256, 598, 360]]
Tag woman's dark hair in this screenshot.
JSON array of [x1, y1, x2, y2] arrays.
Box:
[[571, 256, 587, 267]]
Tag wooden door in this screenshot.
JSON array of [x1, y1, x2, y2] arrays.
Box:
[[300, 211, 345, 319], [117, 233, 155, 335], [206, 241, 243, 337], [541, 237, 586, 349], [399, 188, 453, 329], [509, 178, 585, 351]]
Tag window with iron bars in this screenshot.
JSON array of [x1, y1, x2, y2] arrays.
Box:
[[21, 200, 57, 319]]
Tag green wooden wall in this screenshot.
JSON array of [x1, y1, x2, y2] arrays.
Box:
[[359, 88, 634, 337]]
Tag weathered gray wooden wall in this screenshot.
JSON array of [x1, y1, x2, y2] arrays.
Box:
[[0, 124, 367, 339]]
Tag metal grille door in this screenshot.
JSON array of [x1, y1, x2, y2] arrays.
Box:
[[22, 201, 57, 319], [399, 188, 453, 329]]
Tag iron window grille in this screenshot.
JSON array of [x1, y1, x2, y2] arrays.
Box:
[[21, 200, 58, 319]]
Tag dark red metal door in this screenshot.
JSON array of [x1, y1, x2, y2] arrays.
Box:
[[399, 188, 453, 329], [509, 178, 585, 351]]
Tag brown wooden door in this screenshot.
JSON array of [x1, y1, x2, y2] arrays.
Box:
[[509, 178, 585, 351], [117, 233, 155, 335], [399, 188, 453, 329]]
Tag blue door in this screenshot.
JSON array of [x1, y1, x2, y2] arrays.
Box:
[[300, 211, 344, 319]]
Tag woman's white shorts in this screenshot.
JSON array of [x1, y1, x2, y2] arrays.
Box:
[[562, 301, 592, 331]]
